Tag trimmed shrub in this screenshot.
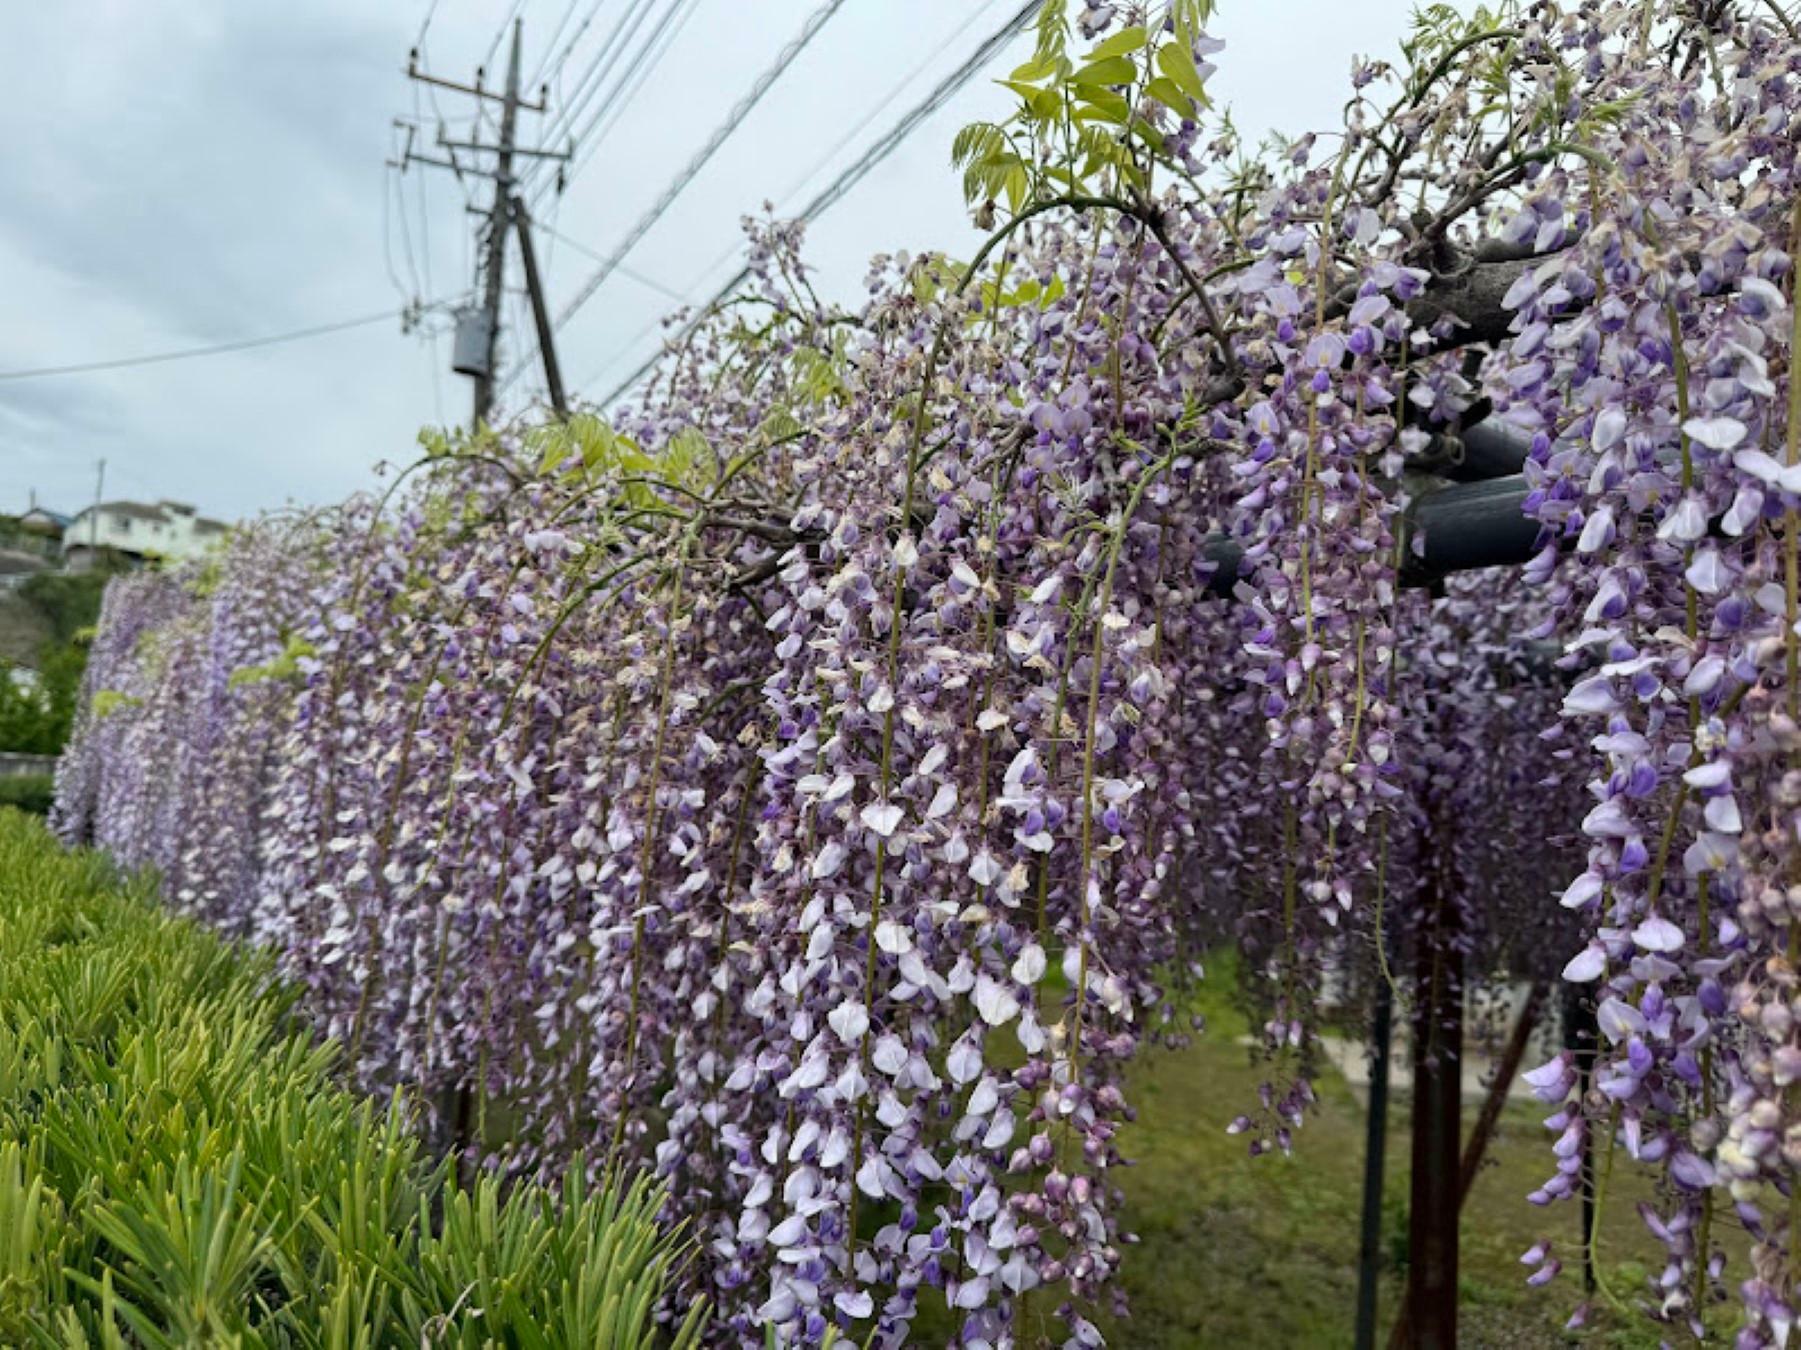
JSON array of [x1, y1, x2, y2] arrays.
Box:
[[0, 811, 706, 1347], [0, 776, 54, 816]]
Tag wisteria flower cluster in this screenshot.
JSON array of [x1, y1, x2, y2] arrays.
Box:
[[52, 0, 1801, 1343]]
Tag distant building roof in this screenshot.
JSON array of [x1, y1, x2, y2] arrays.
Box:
[[18, 507, 71, 529], [76, 501, 173, 523]]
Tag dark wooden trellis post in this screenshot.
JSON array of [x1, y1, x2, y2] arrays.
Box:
[[1386, 973, 1546, 1347], [1354, 961, 1395, 1350], [1405, 809, 1464, 1349], [1562, 983, 1600, 1293]]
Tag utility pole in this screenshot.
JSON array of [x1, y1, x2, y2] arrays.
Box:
[[512, 194, 567, 417], [90, 458, 105, 560], [398, 23, 570, 431], [472, 21, 523, 429]]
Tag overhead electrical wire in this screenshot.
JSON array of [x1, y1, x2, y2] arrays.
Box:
[[389, 158, 424, 300], [537, 0, 613, 99], [552, 0, 847, 328], [529, 0, 698, 214], [776, 0, 1009, 210], [526, 0, 585, 91], [0, 310, 419, 383], [481, 0, 528, 74], [583, 0, 1043, 407], [530, 0, 705, 208], [789, 0, 1043, 228], [528, 0, 623, 159], [568, 0, 1011, 394], [412, 126, 435, 304], [558, 0, 672, 137], [498, 0, 849, 396], [381, 163, 411, 302], [523, 0, 662, 182], [536, 0, 703, 204], [536, 223, 689, 302], [532, 0, 624, 137], [668, 0, 1010, 296], [415, 0, 443, 50]]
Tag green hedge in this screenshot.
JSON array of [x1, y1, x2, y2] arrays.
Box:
[[16, 569, 112, 644], [0, 644, 82, 755], [1, 569, 114, 756], [0, 774, 53, 816], [0, 809, 706, 1348]]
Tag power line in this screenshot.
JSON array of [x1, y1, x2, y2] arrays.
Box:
[[793, 0, 1041, 224], [528, 0, 620, 146], [530, 0, 703, 208], [777, 0, 1009, 209], [381, 163, 411, 301], [536, 223, 688, 302], [410, 81, 439, 303], [657, 0, 1012, 322], [393, 161, 425, 297], [415, 0, 444, 50], [523, 0, 659, 187], [558, 0, 847, 324], [0, 310, 412, 383], [584, 0, 1042, 407], [526, 0, 585, 92], [482, 0, 528, 74], [501, 0, 848, 394], [536, 0, 613, 107], [415, 167, 435, 301]]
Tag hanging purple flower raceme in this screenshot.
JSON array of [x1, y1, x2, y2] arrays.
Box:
[[52, 3, 1801, 1344]]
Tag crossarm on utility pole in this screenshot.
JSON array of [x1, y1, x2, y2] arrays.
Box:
[[405, 58, 545, 112]]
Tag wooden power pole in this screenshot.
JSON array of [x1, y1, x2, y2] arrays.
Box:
[[397, 21, 569, 430], [471, 21, 523, 429]]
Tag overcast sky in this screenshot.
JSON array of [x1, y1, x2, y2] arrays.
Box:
[[2, 0, 1453, 522]]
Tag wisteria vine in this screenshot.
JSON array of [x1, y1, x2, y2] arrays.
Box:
[[51, 1, 1801, 1343]]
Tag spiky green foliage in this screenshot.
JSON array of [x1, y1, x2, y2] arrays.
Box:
[[0, 809, 706, 1348]]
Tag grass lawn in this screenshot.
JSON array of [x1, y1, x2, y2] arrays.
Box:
[[1081, 964, 1735, 1348]]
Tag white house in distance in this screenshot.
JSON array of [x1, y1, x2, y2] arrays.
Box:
[[63, 500, 231, 571]]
